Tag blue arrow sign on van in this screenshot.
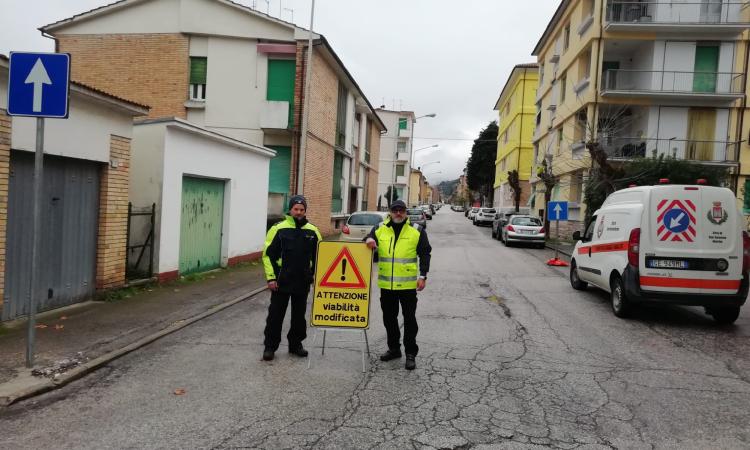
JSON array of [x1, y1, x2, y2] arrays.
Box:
[[7, 52, 71, 118], [547, 201, 568, 221]]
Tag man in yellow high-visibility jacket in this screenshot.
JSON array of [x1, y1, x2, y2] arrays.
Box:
[[365, 200, 431, 370]]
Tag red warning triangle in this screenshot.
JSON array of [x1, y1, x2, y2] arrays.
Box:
[[320, 247, 367, 289]]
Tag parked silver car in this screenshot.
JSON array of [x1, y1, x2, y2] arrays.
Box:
[[340, 211, 387, 242], [501, 215, 545, 248], [407, 208, 428, 229]]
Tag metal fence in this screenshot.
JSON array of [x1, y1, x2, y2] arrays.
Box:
[[597, 136, 739, 162], [606, 1, 746, 25], [126, 203, 155, 280], [601, 69, 744, 95]]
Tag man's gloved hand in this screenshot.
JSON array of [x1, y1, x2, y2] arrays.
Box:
[[365, 238, 377, 250]]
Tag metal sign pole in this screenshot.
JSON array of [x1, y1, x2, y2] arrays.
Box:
[[555, 219, 560, 261], [26, 117, 45, 368]]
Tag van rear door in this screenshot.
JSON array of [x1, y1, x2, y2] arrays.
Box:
[[642, 186, 741, 295]]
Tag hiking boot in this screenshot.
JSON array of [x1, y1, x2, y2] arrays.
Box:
[[405, 354, 416, 370], [289, 345, 309, 357], [380, 349, 402, 361], [262, 349, 275, 361]]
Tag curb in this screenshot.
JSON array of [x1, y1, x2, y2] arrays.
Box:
[[545, 244, 573, 257], [0, 285, 268, 407]]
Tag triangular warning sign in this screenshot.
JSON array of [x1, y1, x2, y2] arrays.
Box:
[[320, 247, 367, 289]]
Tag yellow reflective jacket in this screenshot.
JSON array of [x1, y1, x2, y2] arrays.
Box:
[[374, 218, 422, 290]]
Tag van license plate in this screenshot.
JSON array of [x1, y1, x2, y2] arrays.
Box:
[[648, 259, 688, 269]]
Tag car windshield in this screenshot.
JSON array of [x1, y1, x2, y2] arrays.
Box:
[[347, 214, 383, 226], [511, 217, 542, 226], [481, 208, 496, 213], [407, 209, 423, 215]]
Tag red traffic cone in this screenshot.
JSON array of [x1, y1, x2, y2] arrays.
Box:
[[546, 257, 569, 267]]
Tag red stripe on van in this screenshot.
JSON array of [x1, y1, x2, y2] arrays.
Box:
[[640, 277, 740, 290], [578, 241, 629, 254]]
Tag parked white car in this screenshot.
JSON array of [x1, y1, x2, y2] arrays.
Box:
[[467, 207, 479, 220], [473, 208, 496, 226], [569, 183, 748, 324]]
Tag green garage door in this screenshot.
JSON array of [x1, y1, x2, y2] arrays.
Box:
[[179, 176, 225, 275]]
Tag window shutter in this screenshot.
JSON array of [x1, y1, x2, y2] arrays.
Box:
[[744, 180, 750, 213], [398, 118, 408, 130], [190, 57, 207, 84]]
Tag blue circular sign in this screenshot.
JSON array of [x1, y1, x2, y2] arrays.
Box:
[[663, 208, 689, 233]]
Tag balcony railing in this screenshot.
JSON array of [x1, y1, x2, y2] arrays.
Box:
[[597, 136, 738, 162], [601, 69, 744, 96], [606, 1, 747, 25]]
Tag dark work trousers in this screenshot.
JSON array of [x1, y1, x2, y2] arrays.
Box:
[[380, 289, 419, 356], [263, 289, 309, 351]]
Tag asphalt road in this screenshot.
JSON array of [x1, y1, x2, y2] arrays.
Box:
[[1, 211, 749, 449]]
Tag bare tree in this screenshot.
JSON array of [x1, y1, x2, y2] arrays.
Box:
[[507, 169, 522, 213]]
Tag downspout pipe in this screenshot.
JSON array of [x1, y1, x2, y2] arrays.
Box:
[[296, 0, 315, 195]]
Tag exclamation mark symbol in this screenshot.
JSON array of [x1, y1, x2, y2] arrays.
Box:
[[340, 259, 347, 281]]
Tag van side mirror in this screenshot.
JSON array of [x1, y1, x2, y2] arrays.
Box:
[[572, 231, 582, 241]]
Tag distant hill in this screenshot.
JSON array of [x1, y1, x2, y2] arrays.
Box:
[[438, 179, 459, 198]]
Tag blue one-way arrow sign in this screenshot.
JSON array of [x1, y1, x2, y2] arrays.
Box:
[[7, 52, 70, 118], [547, 201, 569, 221]]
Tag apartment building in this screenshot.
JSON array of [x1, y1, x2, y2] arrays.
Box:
[[493, 63, 539, 209], [409, 168, 423, 206], [531, 0, 749, 236], [376, 109, 416, 209], [42, 0, 385, 238]]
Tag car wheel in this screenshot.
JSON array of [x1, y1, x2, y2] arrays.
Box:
[[491, 228, 497, 239], [610, 274, 631, 318], [709, 307, 741, 325], [503, 234, 510, 246], [569, 261, 588, 291]]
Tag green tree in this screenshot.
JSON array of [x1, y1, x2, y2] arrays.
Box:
[[466, 121, 498, 205], [384, 186, 399, 207]]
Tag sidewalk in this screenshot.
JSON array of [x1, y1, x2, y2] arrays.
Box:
[[0, 262, 268, 406], [545, 239, 575, 258]]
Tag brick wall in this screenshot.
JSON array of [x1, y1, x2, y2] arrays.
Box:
[[0, 110, 10, 307], [303, 50, 339, 235], [57, 34, 189, 119], [367, 123, 381, 210], [96, 135, 131, 290]]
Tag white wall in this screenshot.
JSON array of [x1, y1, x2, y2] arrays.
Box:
[[50, 0, 295, 41], [656, 107, 689, 157], [202, 36, 266, 146], [157, 124, 271, 274], [10, 91, 135, 163]]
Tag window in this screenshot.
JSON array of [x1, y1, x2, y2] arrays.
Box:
[[579, 50, 591, 81], [189, 57, 207, 100], [397, 141, 407, 154], [559, 72, 567, 103], [365, 125, 372, 164], [744, 180, 750, 214], [361, 169, 369, 211], [503, 130, 509, 144], [331, 153, 344, 212], [396, 164, 405, 177], [557, 128, 564, 155], [267, 59, 296, 125], [398, 117, 408, 130], [563, 24, 570, 52], [336, 82, 347, 148], [539, 64, 545, 84], [505, 101, 510, 116], [575, 108, 587, 143]]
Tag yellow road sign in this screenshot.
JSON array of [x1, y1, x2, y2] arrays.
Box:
[[311, 241, 373, 329]]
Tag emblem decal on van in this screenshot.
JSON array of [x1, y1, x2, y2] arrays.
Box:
[[597, 215, 605, 238], [707, 202, 728, 225], [656, 199, 696, 242]]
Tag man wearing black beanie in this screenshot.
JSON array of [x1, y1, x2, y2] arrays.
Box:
[[261, 195, 321, 361]]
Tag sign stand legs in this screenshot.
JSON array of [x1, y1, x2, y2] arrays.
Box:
[[26, 117, 44, 368], [307, 328, 370, 373]]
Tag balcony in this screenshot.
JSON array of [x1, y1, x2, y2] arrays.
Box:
[[395, 176, 409, 185], [601, 69, 744, 104], [605, 1, 748, 34], [598, 136, 739, 164], [398, 127, 411, 138], [396, 152, 410, 162], [259, 100, 290, 130]]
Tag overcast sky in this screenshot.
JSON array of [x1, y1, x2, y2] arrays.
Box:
[[0, 0, 559, 184]]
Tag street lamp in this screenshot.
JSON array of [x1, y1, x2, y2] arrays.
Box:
[[411, 144, 438, 170]]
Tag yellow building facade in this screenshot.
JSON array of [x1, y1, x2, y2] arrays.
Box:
[[493, 64, 539, 209], [531, 0, 750, 236]]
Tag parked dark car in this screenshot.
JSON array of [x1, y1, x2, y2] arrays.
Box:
[[407, 208, 428, 228]]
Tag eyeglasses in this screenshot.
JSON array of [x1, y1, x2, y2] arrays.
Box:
[[391, 208, 406, 213]]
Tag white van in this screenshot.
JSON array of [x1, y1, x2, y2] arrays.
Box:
[[569, 183, 748, 324]]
